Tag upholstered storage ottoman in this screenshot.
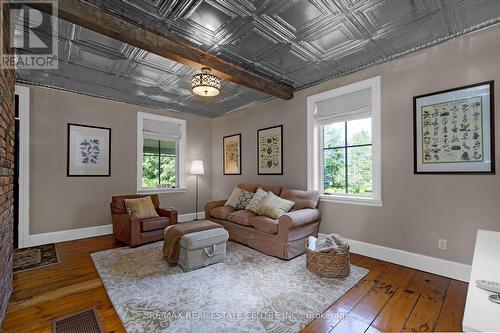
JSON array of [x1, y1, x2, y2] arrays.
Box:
[[178, 228, 229, 272]]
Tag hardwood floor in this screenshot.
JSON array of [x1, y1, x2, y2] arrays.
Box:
[[3, 235, 467, 332]]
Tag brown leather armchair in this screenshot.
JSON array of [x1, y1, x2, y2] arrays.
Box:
[[110, 194, 177, 247]]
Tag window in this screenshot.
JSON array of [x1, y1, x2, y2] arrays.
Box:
[[142, 139, 176, 188], [137, 112, 186, 193], [307, 77, 381, 206]]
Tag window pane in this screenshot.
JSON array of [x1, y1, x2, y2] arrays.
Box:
[[160, 155, 176, 186], [160, 140, 176, 187], [347, 146, 372, 195], [323, 122, 345, 148], [142, 153, 159, 188], [347, 117, 371, 146], [323, 148, 346, 194]]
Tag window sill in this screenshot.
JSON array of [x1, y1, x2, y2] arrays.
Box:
[[136, 187, 187, 194], [320, 194, 382, 207]]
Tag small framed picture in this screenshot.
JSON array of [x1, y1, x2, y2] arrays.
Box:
[[67, 123, 111, 176], [223, 133, 241, 175], [414, 81, 495, 174], [258, 125, 283, 175]]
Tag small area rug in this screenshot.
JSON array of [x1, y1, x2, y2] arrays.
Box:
[[91, 241, 368, 333], [13, 243, 59, 272]]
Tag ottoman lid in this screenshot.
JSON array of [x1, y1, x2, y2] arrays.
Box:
[[180, 228, 229, 250]]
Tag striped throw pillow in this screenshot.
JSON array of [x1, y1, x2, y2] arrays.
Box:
[[255, 192, 295, 219], [124, 196, 159, 219]]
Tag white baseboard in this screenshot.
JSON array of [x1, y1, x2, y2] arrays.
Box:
[[346, 237, 471, 282], [178, 211, 205, 222], [22, 212, 206, 248], [26, 224, 113, 247]]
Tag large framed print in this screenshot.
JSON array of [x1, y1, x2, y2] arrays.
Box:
[[223, 133, 241, 175], [258, 125, 283, 175], [414, 81, 495, 174], [67, 123, 111, 176]]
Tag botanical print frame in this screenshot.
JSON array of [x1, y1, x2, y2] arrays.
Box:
[[258, 125, 283, 175], [67, 123, 111, 177], [414, 81, 495, 174], [223, 133, 241, 175]]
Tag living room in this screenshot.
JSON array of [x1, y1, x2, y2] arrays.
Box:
[[1, 1, 500, 332]]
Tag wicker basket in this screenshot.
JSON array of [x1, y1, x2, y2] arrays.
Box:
[[305, 239, 350, 278]]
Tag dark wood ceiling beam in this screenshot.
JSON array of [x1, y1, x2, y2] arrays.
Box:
[[31, 0, 293, 100]]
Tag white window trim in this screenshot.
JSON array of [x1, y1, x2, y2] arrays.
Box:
[[15, 85, 30, 248], [307, 76, 382, 206], [137, 112, 186, 194]]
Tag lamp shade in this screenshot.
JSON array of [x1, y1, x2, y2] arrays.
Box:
[[190, 160, 204, 175]]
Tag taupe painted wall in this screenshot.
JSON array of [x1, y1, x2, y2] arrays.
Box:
[[212, 24, 500, 265], [29, 86, 212, 234]]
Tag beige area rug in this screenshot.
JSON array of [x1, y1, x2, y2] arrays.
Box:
[[91, 241, 368, 333]]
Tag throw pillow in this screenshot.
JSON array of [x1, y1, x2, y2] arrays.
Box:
[[255, 192, 295, 219], [234, 190, 255, 210], [123, 196, 159, 219], [245, 188, 267, 213], [225, 187, 243, 208]]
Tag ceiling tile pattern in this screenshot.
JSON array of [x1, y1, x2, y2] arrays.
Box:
[[15, 0, 500, 117]]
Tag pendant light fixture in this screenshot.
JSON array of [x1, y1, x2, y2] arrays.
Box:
[[191, 67, 221, 97]]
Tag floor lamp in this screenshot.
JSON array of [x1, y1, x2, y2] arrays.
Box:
[[190, 160, 204, 221]]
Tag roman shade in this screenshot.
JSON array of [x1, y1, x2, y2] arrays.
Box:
[[313, 87, 372, 123], [143, 118, 182, 141]]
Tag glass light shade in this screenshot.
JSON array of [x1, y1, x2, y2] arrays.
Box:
[[192, 67, 221, 97], [190, 160, 204, 175]]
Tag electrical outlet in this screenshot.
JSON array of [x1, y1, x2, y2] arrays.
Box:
[[438, 239, 447, 250]]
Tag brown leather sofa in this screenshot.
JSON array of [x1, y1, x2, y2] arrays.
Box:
[[110, 194, 178, 247], [205, 183, 320, 260]]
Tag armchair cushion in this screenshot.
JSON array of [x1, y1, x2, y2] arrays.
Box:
[[141, 216, 169, 232], [111, 194, 160, 214], [124, 196, 159, 219]]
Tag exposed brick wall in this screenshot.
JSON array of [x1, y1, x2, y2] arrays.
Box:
[[0, 2, 15, 327]]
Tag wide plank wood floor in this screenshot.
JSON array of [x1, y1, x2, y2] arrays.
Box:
[[3, 235, 467, 332]]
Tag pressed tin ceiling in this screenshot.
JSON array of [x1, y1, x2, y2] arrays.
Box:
[[15, 0, 500, 117]]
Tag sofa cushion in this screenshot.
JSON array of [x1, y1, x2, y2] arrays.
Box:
[[237, 183, 258, 193], [255, 192, 295, 219], [124, 196, 159, 219], [234, 190, 255, 210], [249, 216, 279, 234], [210, 206, 235, 220], [141, 216, 169, 232], [280, 189, 320, 210], [227, 210, 255, 226]]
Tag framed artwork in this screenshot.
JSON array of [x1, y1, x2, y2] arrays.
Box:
[[258, 125, 283, 175], [414, 81, 495, 174], [223, 133, 241, 175], [67, 123, 111, 177]]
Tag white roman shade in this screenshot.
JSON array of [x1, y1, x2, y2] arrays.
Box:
[[314, 87, 372, 123], [143, 118, 182, 141]]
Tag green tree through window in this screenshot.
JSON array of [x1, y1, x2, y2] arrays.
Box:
[[323, 118, 372, 195], [142, 139, 176, 188]]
